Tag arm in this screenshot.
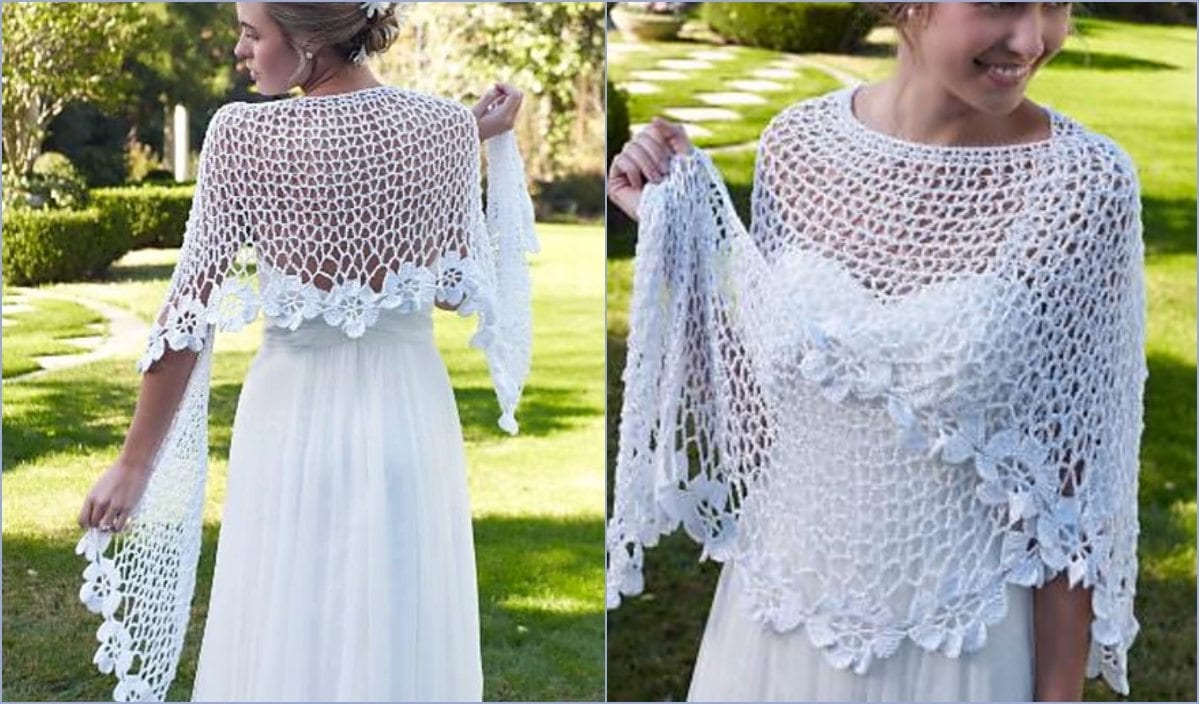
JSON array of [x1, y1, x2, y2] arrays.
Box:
[[77, 348, 198, 533], [77, 103, 246, 534], [436, 90, 525, 315], [1034, 576, 1093, 700]]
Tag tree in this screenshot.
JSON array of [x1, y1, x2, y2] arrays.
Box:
[[470, 2, 606, 177], [377, 2, 605, 181], [1, 2, 149, 177]]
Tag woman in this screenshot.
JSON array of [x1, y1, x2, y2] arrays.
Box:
[[608, 3, 1145, 701], [75, 3, 537, 700]]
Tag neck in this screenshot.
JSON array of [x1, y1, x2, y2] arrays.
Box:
[[300, 64, 381, 98], [857, 50, 1042, 147]]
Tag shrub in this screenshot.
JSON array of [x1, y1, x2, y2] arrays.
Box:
[[72, 144, 129, 187], [2, 153, 90, 212], [531, 171, 606, 222], [140, 168, 178, 184], [702, 2, 876, 53], [1, 208, 129, 285], [607, 79, 631, 167], [90, 185, 195, 249]]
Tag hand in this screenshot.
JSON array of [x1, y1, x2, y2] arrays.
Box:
[[472, 82, 524, 141], [78, 458, 153, 533], [607, 117, 692, 222]]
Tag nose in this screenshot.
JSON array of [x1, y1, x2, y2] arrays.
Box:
[[233, 36, 250, 61], [1006, 6, 1046, 61]]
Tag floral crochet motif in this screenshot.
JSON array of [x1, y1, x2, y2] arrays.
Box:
[[80, 86, 538, 702], [608, 86, 1146, 694]]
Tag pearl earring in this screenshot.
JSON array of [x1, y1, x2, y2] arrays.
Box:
[[304, 50, 314, 59]]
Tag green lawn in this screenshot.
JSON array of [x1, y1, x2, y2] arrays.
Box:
[[610, 39, 841, 148], [607, 17, 1196, 702], [1, 293, 105, 379], [2, 223, 605, 701]]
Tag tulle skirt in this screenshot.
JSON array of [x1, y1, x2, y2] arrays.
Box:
[[191, 310, 482, 702], [687, 563, 1034, 702]]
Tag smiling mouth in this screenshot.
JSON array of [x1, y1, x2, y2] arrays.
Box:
[[974, 59, 1033, 83]]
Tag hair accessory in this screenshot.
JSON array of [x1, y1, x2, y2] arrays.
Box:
[[360, 2, 392, 20]]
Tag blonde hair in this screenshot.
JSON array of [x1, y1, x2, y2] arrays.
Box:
[[265, 2, 403, 66]]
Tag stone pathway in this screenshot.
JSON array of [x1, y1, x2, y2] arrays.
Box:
[[619, 42, 862, 150], [4, 288, 150, 383]]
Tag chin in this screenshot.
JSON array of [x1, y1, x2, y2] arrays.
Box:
[[959, 88, 1027, 118]]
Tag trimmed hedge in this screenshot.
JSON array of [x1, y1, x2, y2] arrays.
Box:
[[91, 185, 195, 249], [2, 208, 127, 285], [607, 79, 631, 167], [702, 2, 876, 53]]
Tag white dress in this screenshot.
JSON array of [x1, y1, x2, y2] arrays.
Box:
[[190, 308, 481, 701], [688, 564, 1034, 702], [75, 86, 537, 702], [608, 86, 1145, 701]]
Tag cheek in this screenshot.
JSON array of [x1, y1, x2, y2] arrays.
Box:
[[923, 33, 986, 80], [258, 38, 296, 73], [1042, 26, 1069, 61]]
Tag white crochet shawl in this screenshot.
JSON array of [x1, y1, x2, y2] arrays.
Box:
[[608, 87, 1145, 693], [76, 86, 538, 701]]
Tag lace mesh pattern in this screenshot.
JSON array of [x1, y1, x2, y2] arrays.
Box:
[[78, 85, 538, 701], [608, 87, 1145, 693]]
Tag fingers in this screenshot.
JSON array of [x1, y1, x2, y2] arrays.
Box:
[[111, 509, 132, 534], [627, 141, 669, 183], [651, 117, 692, 154], [80, 495, 107, 530], [610, 120, 681, 188], [96, 503, 130, 533], [609, 153, 644, 191]]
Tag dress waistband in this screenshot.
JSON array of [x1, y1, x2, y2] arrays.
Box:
[[261, 309, 435, 350]]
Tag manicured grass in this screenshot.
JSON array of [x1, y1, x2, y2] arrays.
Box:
[[609, 39, 841, 148], [1, 294, 105, 379], [2, 223, 605, 702], [607, 17, 1196, 702]]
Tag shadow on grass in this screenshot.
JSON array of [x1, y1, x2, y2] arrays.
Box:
[[100, 254, 258, 285], [1140, 352, 1197, 506], [4, 514, 604, 702], [1, 362, 248, 472], [454, 384, 598, 443], [475, 515, 605, 701], [3, 371, 149, 471], [4, 354, 591, 472], [1050, 48, 1178, 72], [1143, 196, 1198, 257]]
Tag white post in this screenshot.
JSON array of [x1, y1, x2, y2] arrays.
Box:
[[173, 104, 189, 182]]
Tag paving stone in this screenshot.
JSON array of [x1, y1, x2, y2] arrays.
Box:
[[695, 91, 768, 107], [624, 81, 662, 95], [663, 106, 742, 122], [727, 78, 789, 93], [751, 67, 800, 80], [630, 121, 714, 139], [658, 58, 713, 71], [689, 49, 738, 62], [630, 69, 690, 82]]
